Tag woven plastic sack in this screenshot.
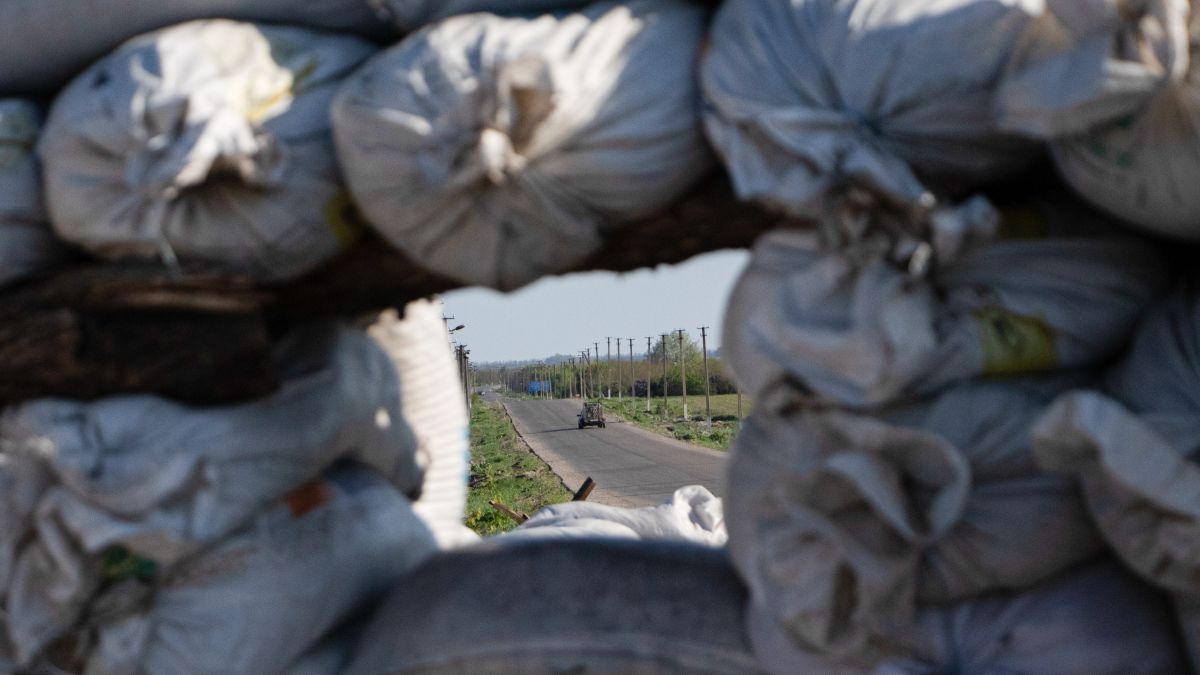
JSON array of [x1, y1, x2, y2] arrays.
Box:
[[999, 0, 1200, 239], [78, 464, 438, 675], [344, 540, 762, 675], [0, 100, 69, 287], [746, 562, 1187, 675], [1032, 280, 1200, 667], [0, 0, 390, 94], [332, 0, 713, 290], [370, 0, 593, 32], [723, 192, 1167, 409], [39, 20, 376, 280], [368, 300, 470, 536], [726, 377, 1100, 662], [700, 0, 1042, 219], [500, 485, 727, 546], [0, 325, 421, 666]]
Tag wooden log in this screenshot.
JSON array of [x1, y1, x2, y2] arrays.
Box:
[[572, 477, 596, 502], [0, 172, 787, 404], [488, 500, 530, 525], [0, 264, 277, 405]]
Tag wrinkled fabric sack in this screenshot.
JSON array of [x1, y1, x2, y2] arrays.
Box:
[[370, 0, 593, 32], [999, 0, 1200, 239], [701, 0, 1042, 219], [368, 300, 470, 537], [727, 377, 1100, 662], [40, 20, 376, 280], [0, 100, 69, 286], [76, 464, 438, 675], [723, 192, 1166, 409], [0, 0, 390, 94], [0, 325, 422, 667], [1033, 279, 1200, 666], [746, 562, 1186, 675], [500, 485, 727, 546], [332, 0, 713, 290]]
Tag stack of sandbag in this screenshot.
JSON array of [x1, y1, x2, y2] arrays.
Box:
[[331, 0, 714, 290], [0, 0, 392, 94], [747, 562, 1187, 674], [0, 100, 70, 287], [999, 0, 1200, 240], [498, 485, 726, 546], [0, 325, 438, 673], [700, 0, 1043, 221], [726, 376, 1108, 666], [707, 1, 1188, 671], [38, 20, 377, 280], [723, 190, 1168, 409], [1033, 277, 1200, 668], [368, 299, 478, 548], [80, 464, 435, 675]]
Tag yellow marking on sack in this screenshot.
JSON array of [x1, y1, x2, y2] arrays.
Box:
[[975, 308, 1058, 376], [324, 190, 366, 248]]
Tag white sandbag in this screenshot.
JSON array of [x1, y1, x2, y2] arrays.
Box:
[[0, 100, 70, 287], [368, 299, 470, 535], [40, 20, 377, 280], [726, 377, 1100, 662], [0, 325, 422, 665], [344, 539, 762, 675], [700, 0, 1042, 219], [1032, 281, 1200, 597], [723, 192, 1167, 409], [370, 0, 594, 32], [500, 485, 727, 546], [998, 0, 1200, 239], [747, 562, 1187, 675], [0, 0, 390, 94], [79, 464, 438, 675], [332, 0, 713, 290]]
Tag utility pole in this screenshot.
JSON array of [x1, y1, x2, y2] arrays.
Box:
[[676, 329, 688, 421], [627, 339, 635, 398], [592, 342, 600, 399], [660, 334, 670, 420], [605, 337, 612, 399], [578, 353, 586, 399], [699, 326, 712, 431], [616, 338, 622, 400], [458, 345, 471, 411], [645, 337, 653, 413]]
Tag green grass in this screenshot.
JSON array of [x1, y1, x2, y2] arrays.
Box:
[[599, 393, 749, 451], [464, 397, 572, 536]]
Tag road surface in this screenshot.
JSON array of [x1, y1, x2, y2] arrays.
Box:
[[485, 393, 727, 507]]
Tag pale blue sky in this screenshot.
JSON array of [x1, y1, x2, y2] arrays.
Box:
[[442, 249, 750, 363]]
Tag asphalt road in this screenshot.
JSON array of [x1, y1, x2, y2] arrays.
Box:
[[484, 392, 727, 508]]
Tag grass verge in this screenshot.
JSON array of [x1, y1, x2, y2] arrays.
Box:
[[599, 394, 748, 451], [464, 397, 572, 536]]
